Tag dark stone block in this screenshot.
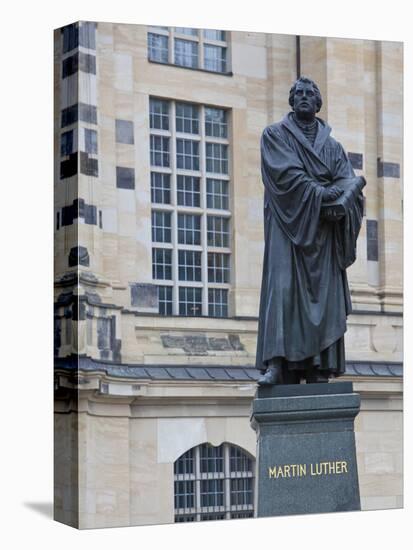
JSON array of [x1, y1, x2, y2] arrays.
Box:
[[116, 120, 134, 144], [79, 52, 96, 75], [61, 104, 78, 128], [130, 283, 158, 308], [161, 335, 186, 348], [85, 291, 101, 304], [183, 335, 209, 354], [60, 153, 77, 179], [84, 203, 97, 225], [62, 23, 78, 53], [367, 219, 379, 261], [116, 166, 135, 189], [62, 199, 97, 226], [54, 317, 62, 355], [348, 152, 363, 170], [72, 300, 86, 321], [377, 159, 400, 178], [228, 334, 245, 351], [62, 53, 79, 78], [79, 103, 97, 124], [208, 337, 231, 351], [68, 246, 89, 267], [251, 382, 361, 517], [80, 152, 98, 177]]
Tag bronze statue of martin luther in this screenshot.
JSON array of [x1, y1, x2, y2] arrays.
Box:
[[256, 77, 365, 386]]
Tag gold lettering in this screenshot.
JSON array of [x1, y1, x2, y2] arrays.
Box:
[[269, 467, 277, 478], [277, 466, 285, 478], [342, 461, 348, 473], [335, 461, 342, 474], [284, 465, 291, 478], [300, 464, 307, 476], [328, 462, 336, 474], [291, 464, 297, 477]]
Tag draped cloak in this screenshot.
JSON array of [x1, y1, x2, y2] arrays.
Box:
[[255, 113, 364, 376]]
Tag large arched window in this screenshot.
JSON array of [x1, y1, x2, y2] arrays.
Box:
[[174, 442, 255, 522]]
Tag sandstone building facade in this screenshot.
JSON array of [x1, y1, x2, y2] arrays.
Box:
[[54, 22, 403, 529]]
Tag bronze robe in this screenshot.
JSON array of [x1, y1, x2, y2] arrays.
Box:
[[255, 113, 364, 376]]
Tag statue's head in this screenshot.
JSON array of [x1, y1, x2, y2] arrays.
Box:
[[288, 77, 322, 119]]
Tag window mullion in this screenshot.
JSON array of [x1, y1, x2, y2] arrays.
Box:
[[169, 29, 174, 64], [200, 105, 208, 316], [195, 445, 201, 521], [224, 443, 231, 519], [170, 101, 179, 315]]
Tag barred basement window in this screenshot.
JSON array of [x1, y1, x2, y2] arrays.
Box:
[[147, 27, 230, 74], [174, 443, 255, 522], [150, 98, 231, 317]]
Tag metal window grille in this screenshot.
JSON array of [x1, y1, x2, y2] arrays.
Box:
[[151, 172, 171, 204], [208, 288, 228, 317], [174, 443, 255, 522], [151, 211, 172, 243]]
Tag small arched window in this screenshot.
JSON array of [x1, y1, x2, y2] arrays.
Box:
[[174, 442, 255, 522]]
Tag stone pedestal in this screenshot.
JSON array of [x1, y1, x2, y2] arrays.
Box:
[[250, 382, 361, 517]]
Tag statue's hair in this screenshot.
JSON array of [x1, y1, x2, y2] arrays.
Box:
[[288, 77, 323, 113]]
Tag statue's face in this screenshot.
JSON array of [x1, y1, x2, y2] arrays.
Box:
[[293, 81, 318, 119]]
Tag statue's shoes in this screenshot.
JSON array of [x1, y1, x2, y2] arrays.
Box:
[[257, 366, 281, 386]]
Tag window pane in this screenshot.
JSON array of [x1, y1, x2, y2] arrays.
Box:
[[152, 248, 172, 280], [203, 29, 226, 41], [151, 211, 172, 243], [200, 444, 224, 473], [208, 253, 230, 283], [177, 175, 200, 207], [158, 286, 172, 315], [176, 139, 199, 170], [206, 178, 229, 209], [204, 45, 227, 73], [84, 128, 98, 154], [151, 172, 171, 204], [174, 448, 194, 475], [208, 288, 228, 317], [178, 214, 201, 245], [178, 250, 202, 282], [206, 143, 228, 174], [205, 108, 228, 138], [175, 39, 198, 68], [174, 480, 195, 509], [150, 135, 170, 167], [200, 479, 224, 507], [150, 98, 170, 130], [175, 27, 198, 36], [176, 103, 199, 134], [116, 119, 134, 144], [230, 478, 253, 506], [60, 130, 74, 155], [148, 33, 169, 63], [179, 287, 202, 316], [207, 216, 229, 247]]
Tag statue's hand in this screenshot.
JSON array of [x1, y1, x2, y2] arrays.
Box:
[[321, 185, 344, 203]]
